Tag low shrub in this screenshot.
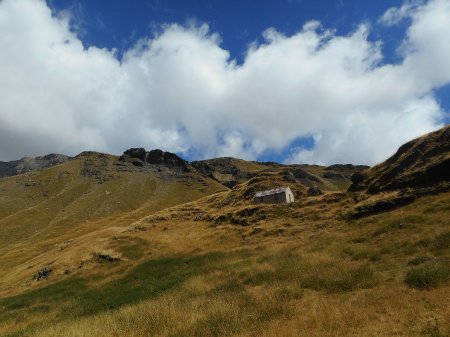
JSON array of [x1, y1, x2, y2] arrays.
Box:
[[407, 255, 433, 266], [405, 259, 450, 289]]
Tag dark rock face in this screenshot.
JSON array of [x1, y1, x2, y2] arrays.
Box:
[[307, 186, 323, 196], [147, 150, 189, 172], [351, 195, 416, 219], [190, 160, 211, 176], [291, 168, 320, 183], [120, 148, 147, 167], [348, 171, 368, 191], [289, 168, 322, 188], [0, 154, 70, 178], [120, 148, 189, 173], [123, 148, 147, 162]]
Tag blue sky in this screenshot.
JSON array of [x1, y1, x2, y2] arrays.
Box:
[[0, 0, 449, 164], [48, 0, 405, 62]]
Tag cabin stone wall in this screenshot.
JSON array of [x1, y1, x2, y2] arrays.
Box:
[[254, 192, 288, 204]]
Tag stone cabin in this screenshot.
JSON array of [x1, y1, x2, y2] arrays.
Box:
[[253, 186, 294, 204]]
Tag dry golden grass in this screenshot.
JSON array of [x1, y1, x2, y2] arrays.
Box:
[[0, 155, 449, 337], [22, 250, 449, 337]]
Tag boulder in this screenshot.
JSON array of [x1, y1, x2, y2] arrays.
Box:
[[33, 267, 52, 281], [307, 186, 323, 196]]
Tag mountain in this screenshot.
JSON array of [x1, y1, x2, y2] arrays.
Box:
[[0, 128, 448, 337], [0, 154, 69, 178]]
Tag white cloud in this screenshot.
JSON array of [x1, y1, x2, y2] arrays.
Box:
[[379, 1, 424, 26], [0, 0, 448, 164]]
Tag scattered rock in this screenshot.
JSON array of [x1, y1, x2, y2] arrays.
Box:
[[33, 267, 52, 281], [93, 252, 121, 263], [307, 186, 323, 196], [194, 213, 204, 221]]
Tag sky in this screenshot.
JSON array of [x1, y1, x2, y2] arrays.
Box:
[[0, 0, 449, 165]]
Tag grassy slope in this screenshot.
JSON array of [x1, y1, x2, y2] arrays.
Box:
[[0, 183, 448, 337], [0, 154, 226, 296]]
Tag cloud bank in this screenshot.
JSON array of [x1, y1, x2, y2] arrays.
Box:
[[0, 0, 449, 164]]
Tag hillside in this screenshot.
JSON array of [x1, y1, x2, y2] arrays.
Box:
[[349, 125, 450, 193], [0, 149, 225, 296], [0, 128, 449, 337]]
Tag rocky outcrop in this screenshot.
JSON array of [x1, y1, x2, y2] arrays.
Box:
[[324, 164, 369, 181], [349, 125, 450, 193], [191, 157, 254, 187], [119, 148, 189, 173], [0, 154, 70, 178]]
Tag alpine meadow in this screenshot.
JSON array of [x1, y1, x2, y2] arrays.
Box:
[[0, 1, 449, 336]]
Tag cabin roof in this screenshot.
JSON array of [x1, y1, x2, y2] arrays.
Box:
[[254, 187, 290, 198]]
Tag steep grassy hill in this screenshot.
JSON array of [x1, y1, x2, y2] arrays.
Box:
[[0, 128, 449, 337], [349, 125, 450, 193], [0, 150, 225, 296]]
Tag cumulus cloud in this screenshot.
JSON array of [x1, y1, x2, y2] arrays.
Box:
[[0, 0, 449, 164]]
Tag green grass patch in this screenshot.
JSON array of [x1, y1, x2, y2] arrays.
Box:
[[244, 251, 377, 293], [110, 236, 148, 260], [0, 252, 226, 329]]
